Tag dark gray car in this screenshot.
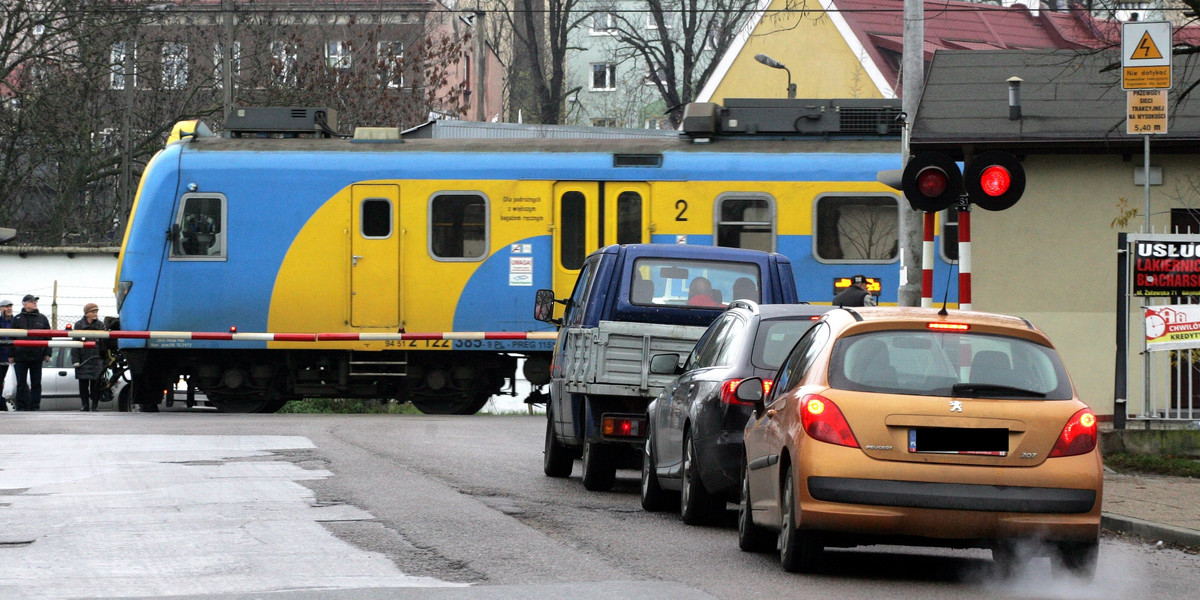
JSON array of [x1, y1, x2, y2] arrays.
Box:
[[641, 301, 831, 524]]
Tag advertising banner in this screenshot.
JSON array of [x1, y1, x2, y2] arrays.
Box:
[[1132, 237, 1200, 296], [1145, 304, 1200, 351]]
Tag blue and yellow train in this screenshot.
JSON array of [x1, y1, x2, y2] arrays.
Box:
[[114, 103, 955, 413]]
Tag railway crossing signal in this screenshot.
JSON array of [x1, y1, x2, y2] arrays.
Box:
[[898, 151, 1025, 212]]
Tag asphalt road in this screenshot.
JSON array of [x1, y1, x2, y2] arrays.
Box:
[[1, 412, 1198, 600]]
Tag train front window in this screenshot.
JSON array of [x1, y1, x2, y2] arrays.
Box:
[[430, 193, 488, 260], [813, 194, 899, 263], [716, 195, 774, 252], [171, 194, 226, 261]]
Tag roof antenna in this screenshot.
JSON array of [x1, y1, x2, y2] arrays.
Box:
[[938, 260, 956, 316]]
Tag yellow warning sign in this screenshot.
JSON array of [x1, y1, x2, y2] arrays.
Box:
[[1131, 31, 1164, 60], [1124, 66, 1172, 90], [1127, 90, 1168, 135], [1122, 22, 1172, 90]]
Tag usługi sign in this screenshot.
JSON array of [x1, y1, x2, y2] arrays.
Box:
[[1145, 304, 1200, 352], [1133, 240, 1200, 296]]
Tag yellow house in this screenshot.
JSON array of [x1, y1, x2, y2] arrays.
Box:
[[700, 0, 1123, 104]]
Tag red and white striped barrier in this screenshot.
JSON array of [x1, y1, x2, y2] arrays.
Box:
[[0, 340, 96, 348], [1, 329, 557, 343]]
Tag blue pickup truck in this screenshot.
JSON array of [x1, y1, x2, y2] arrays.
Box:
[[533, 244, 799, 491]]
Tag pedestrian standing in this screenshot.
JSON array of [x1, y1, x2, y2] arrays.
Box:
[[10, 294, 52, 411], [0, 299, 13, 410], [833, 274, 877, 307], [71, 303, 107, 411]]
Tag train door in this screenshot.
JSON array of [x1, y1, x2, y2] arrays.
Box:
[[552, 182, 597, 300], [350, 184, 400, 327], [604, 182, 650, 247], [551, 182, 649, 299]]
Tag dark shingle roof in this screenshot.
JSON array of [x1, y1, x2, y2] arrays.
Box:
[[910, 49, 1200, 157]]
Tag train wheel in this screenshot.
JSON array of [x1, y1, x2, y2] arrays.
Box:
[[410, 391, 490, 415]]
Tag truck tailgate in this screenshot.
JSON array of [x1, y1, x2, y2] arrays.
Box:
[[562, 320, 707, 397]]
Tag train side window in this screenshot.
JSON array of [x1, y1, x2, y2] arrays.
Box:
[[560, 191, 586, 270], [617, 191, 642, 244], [430, 193, 488, 260], [813, 194, 899, 263], [716, 194, 774, 252], [361, 198, 392, 239], [171, 194, 226, 261]]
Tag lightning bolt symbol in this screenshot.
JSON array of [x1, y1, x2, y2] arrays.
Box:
[[1137, 37, 1154, 58]]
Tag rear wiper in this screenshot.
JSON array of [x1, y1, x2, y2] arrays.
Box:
[[951, 383, 1046, 398]]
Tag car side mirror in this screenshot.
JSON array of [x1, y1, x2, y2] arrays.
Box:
[[737, 377, 766, 413], [649, 353, 682, 375], [533, 289, 561, 325]]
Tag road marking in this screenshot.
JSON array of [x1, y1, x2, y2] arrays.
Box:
[[0, 434, 463, 598]]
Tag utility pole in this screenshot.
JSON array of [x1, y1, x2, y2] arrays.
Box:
[[898, 0, 925, 307], [474, 11, 487, 121], [222, 0, 234, 118]]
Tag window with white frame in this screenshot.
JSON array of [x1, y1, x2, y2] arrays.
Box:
[[646, 13, 674, 29], [110, 41, 135, 90], [644, 65, 667, 86], [162, 42, 188, 89], [214, 41, 241, 87], [591, 12, 618, 35], [377, 41, 403, 88], [326, 40, 351, 71], [270, 41, 296, 85], [592, 118, 618, 128], [591, 63, 616, 91]]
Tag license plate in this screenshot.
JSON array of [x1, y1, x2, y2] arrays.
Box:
[[908, 428, 1008, 456]]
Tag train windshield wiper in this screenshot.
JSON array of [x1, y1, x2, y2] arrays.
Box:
[[951, 383, 1046, 398]]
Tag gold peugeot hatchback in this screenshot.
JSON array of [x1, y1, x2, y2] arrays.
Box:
[[736, 307, 1101, 577]]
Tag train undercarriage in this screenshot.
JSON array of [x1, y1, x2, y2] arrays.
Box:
[[120, 348, 522, 414]]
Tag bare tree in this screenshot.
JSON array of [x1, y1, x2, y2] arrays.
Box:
[[475, 0, 594, 124], [606, 0, 761, 127], [0, 1, 474, 246]]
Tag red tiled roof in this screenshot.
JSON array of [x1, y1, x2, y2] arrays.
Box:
[[832, 0, 1130, 95]]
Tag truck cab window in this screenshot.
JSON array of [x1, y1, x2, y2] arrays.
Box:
[[172, 194, 226, 260]]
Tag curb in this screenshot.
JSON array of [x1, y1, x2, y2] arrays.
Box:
[[1102, 512, 1200, 548]]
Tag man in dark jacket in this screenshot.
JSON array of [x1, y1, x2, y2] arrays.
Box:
[[832, 275, 877, 307], [71, 303, 107, 411], [10, 294, 52, 411], [0, 299, 13, 403]]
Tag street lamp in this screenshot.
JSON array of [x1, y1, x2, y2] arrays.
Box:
[[754, 53, 796, 99]]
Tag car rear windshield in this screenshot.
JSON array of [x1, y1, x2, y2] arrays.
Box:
[[752, 317, 821, 370], [629, 258, 761, 308], [827, 330, 1074, 399]]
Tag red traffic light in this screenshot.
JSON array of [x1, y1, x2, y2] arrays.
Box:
[[978, 166, 1011, 196], [917, 168, 949, 198], [901, 152, 962, 212], [964, 151, 1025, 211]]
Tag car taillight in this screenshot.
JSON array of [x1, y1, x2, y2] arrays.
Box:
[[1048, 408, 1097, 457], [800, 394, 858, 448], [601, 415, 646, 438], [720, 379, 774, 406]]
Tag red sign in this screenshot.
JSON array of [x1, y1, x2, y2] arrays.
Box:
[[1133, 240, 1200, 296]]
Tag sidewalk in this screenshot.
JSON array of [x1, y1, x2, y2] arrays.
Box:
[[1102, 469, 1200, 548]]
